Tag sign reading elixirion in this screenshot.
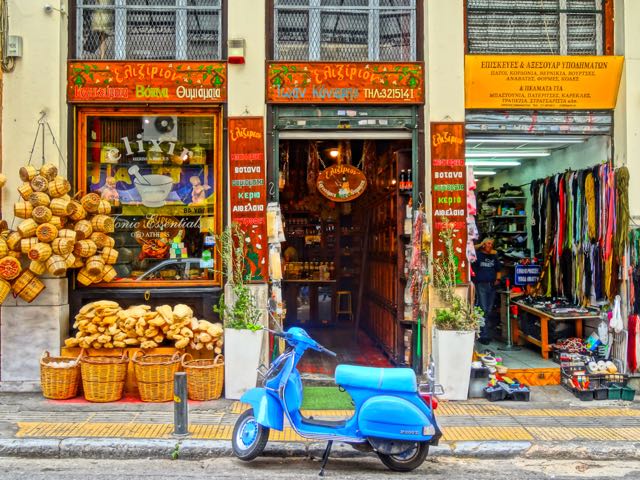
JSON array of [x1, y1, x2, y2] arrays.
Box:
[[267, 62, 424, 104], [67, 61, 227, 103]]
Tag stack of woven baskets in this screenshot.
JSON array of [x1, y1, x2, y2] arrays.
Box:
[[0, 163, 118, 305]]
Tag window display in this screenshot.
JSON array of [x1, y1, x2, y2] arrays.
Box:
[[76, 108, 222, 286]]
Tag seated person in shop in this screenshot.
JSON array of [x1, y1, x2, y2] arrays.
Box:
[[472, 238, 502, 345]]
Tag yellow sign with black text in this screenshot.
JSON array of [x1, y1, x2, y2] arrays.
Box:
[[465, 55, 624, 110]]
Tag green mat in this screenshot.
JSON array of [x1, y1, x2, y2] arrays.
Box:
[[302, 386, 354, 410]]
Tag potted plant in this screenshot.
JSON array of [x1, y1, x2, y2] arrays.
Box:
[[432, 220, 483, 400], [213, 224, 264, 400]]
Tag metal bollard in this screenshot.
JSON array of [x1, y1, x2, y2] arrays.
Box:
[[173, 372, 189, 436]]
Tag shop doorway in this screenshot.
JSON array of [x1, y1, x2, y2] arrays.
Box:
[[277, 138, 414, 375], [465, 110, 619, 384]]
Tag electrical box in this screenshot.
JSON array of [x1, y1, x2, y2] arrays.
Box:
[[7, 36, 22, 58]]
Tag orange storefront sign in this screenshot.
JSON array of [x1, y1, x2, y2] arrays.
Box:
[[266, 62, 424, 104], [465, 55, 623, 110], [67, 61, 227, 103]]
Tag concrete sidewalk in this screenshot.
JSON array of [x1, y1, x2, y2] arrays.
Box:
[[1, 387, 639, 460]]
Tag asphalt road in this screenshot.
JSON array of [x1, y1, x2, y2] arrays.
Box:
[[2, 457, 640, 479]]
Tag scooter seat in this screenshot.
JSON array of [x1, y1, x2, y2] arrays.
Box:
[[335, 365, 417, 393]]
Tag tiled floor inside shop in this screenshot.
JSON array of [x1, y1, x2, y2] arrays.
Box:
[[477, 340, 558, 369]]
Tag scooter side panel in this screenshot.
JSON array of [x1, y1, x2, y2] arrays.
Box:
[[241, 388, 284, 431], [358, 395, 435, 442]]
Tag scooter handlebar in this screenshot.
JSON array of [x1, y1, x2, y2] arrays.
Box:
[[317, 344, 337, 357]]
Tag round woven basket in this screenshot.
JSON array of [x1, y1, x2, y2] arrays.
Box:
[[40, 350, 82, 400], [182, 354, 224, 401], [29, 192, 51, 208], [81, 351, 129, 402], [19, 165, 37, 182], [19, 277, 45, 302], [14, 202, 33, 219], [133, 352, 181, 402]]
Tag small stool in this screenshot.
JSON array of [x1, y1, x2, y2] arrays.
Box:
[[335, 291, 353, 322]]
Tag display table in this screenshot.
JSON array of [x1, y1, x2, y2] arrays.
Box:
[[283, 279, 336, 325], [511, 302, 600, 359]]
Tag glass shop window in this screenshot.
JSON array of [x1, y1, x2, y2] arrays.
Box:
[[79, 111, 221, 286]]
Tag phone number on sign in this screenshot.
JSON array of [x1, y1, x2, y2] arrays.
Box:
[[364, 88, 416, 100]]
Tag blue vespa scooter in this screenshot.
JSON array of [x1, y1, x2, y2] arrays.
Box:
[[232, 327, 443, 474]]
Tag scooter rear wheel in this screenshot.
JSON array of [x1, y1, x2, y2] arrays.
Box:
[[377, 442, 429, 472], [232, 408, 270, 461]]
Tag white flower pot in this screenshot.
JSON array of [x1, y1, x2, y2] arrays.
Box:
[[224, 328, 265, 400], [433, 328, 475, 401]]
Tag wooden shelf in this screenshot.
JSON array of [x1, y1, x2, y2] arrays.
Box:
[[485, 196, 526, 203]]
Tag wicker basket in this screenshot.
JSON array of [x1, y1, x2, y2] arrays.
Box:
[[40, 350, 82, 400], [182, 354, 224, 401], [133, 351, 181, 402], [81, 350, 129, 402]]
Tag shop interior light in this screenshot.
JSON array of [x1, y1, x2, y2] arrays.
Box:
[[473, 170, 496, 176], [328, 149, 339, 158], [465, 151, 550, 158], [466, 136, 585, 144], [466, 160, 521, 167]]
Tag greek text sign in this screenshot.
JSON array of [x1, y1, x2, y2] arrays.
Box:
[[266, 62, 424, 104], [317, 164, 367, 202], [229, 117, 267, 281], [430, 123, 468, 284], [67, 61, 227, 103], [515, 265, 541, 286], [465, 55, 624, 110]]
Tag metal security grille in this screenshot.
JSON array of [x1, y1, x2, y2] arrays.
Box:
[[274, 0, 416, 61], [466, 0, 604, 55], [76, 0, 222, 60]]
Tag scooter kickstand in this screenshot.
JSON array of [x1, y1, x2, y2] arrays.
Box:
[[318, 440, 333, 477]]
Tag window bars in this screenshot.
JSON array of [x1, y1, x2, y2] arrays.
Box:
[[466, 0, 604, 55], [76, 0, 222, 60], [274, 0, 417, 62]]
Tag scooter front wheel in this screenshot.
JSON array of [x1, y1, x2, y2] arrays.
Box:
[[232, 408, 270, 461], [377, 442, 429, 472]]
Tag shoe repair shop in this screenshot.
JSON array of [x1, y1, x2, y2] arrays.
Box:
[[66, 60, 226, 319], [265, 62, 426, 374], [462, 54, 631, 391]]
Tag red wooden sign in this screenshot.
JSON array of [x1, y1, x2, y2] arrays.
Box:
[[267, 62, 424, 104], [317, 164, 367, 202], [430, 123, 468, 284], [67, 61, 227, 103], [229, 117, 267, 282]]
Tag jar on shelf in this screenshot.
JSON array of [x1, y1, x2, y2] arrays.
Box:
[[191, 144, 206, 165]]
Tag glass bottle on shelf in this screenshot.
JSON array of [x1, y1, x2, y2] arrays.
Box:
[[406, 169, 413, 191], [399, 169, 406, 190]]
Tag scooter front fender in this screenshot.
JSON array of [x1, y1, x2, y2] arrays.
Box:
[[358, 395, 435, 442], [240, 388, 284, 431]]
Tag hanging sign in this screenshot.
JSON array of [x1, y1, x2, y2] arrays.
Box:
[[430, 123, 468, 284], [316, 164, 367, 202], [229, 117, 267, 282], [67, 61, 227, 103], [465, 55, 624, 110], [515, 264, 541, 286], [266, 62, 424, 104]]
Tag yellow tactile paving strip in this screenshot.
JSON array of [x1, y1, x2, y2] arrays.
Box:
[[16, 421, 640, 443]]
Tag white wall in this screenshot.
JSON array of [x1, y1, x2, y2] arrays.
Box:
[[1, 0, 68, 390]]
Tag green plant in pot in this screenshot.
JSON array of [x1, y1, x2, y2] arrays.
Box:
[[213, 223, 262, 331], [213, 223, 265, 399], [431, 219, 483, 400]]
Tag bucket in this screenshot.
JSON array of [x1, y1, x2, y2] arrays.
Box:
[[85, 255, 105, 276], [46, 255, 67, 276], [19, 165, 37, 182], [29, 191, 51, 207], [101, 247, 119, 265], [32, 206, 53, 224], [50, 198, 72, 217], [30, 175, 49, 192], [91, 215, 115, 233], [36, 223, 58, 243], [14, 202, 33, 219], [28, 242, 53, 261], [52, 237, 74, 255], [17, 219, 38, 238], [48, 177, 71, 198], [74, 220, 93, 240]]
